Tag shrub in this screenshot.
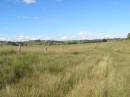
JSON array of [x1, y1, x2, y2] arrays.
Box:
[[127, 33, 130, 39], [102, 39, 107, 42]]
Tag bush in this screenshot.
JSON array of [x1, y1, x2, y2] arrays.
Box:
[[102, 39, 107, 42], [71, 51, 79, 55], [127, 33, 130, 39]]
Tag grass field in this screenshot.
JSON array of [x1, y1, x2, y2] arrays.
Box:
[[0, 40, 130, 97]]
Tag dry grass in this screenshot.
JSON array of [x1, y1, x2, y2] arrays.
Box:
[[0, 40, 130, 97]]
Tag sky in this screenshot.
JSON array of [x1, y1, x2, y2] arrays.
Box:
[[0, 0, 130, 41]]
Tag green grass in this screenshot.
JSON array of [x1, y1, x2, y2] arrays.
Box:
[[0, 40, 130, 97]]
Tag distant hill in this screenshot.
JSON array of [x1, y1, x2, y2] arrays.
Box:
[[0, 38, 126, 46]]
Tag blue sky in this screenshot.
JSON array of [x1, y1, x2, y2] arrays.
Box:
[[0, 0, 130, 41]]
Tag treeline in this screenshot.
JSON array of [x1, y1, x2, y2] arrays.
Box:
[[0, 38, 126, 46]]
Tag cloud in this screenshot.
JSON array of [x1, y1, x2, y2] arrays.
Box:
[[61, 36, 74, 40], [60, 32, 87, 40], [17, 16, 39, 20], [21, 0, 37, 4], [60, 32, 128, 41], [16, 35, 50, 41], [16, 35, 29, 41], [0, 37, 7, 41], [79, 32, 87, 36], [20, 0, 62, 4], [2, 32, 127, 42]]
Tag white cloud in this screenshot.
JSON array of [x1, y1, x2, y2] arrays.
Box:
[[17, 16, 39, 20], [20, 0, 62, 4], [21, 0, 36, 4], [3, 32, 128, 42], [16, 35, 50, 41], [0, 37, 7, 41], [60, 32, 128, 41], [16, 35, 29, 41], [61, 36, 72, 40], [79, 32, 87, 36]]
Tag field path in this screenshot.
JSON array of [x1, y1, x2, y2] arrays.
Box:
[[66, 55, 112, 97], [92, 55, 110, 79]]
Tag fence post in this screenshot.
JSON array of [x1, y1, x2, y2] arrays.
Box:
[[18, 44, 22, 54], [44, 46, 48, 54]]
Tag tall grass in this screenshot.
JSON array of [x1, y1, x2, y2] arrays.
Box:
[[0, 40, 130, 97]]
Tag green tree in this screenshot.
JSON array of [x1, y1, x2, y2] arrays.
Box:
[[127, 33, 130, 39]]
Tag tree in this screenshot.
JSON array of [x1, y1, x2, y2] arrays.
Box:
[[102, 39, 107, 42], [34, 39, 41, 42], [127, 33, 130, 39]]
